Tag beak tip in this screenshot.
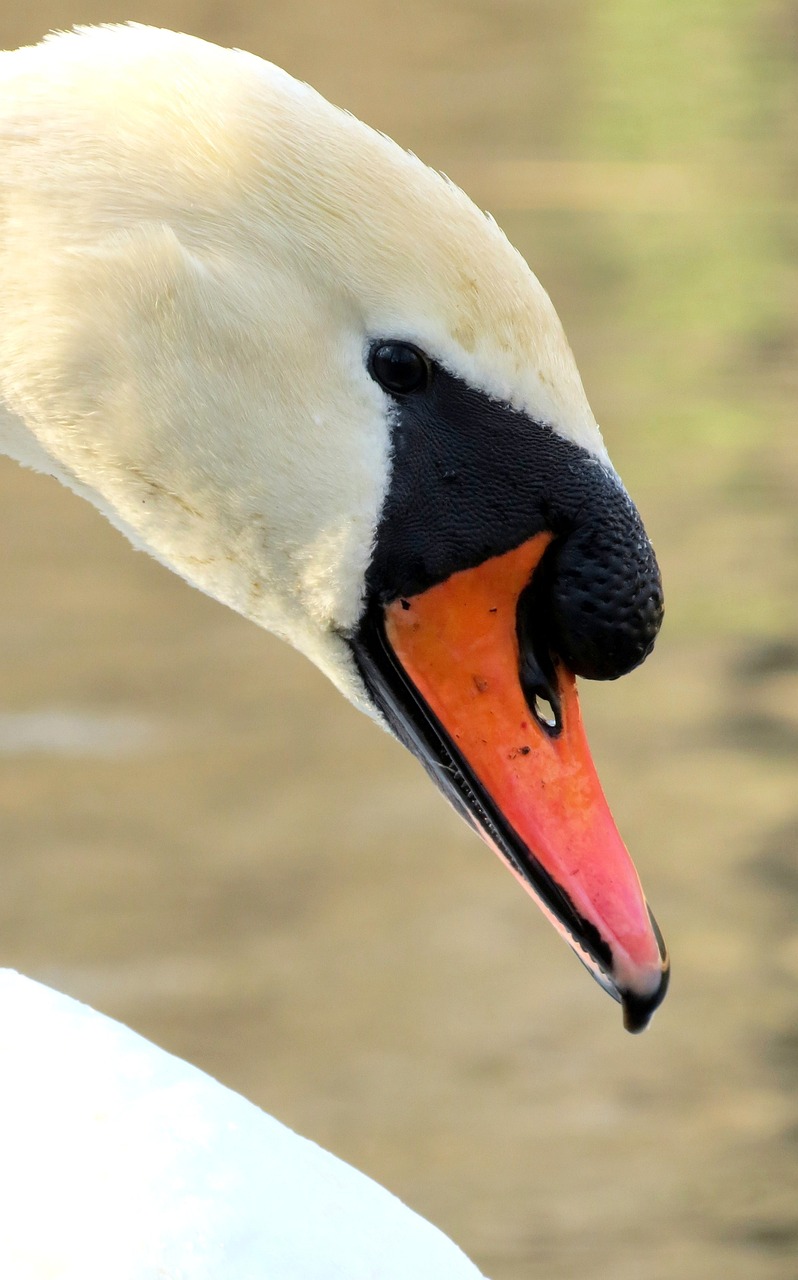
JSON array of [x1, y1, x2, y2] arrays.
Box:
[[620, 959, 670, 1034]]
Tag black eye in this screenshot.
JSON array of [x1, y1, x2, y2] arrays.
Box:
[[368, 342, 430, 396]]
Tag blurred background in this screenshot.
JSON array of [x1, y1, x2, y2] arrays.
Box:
[[1, 2, 796, 1277]]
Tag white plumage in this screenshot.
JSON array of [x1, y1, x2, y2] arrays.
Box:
[[0, 22, 606, 712], [0, 971, 484, 1279]]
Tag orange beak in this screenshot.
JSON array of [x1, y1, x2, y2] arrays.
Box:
[[353, 533, 668, 1031]]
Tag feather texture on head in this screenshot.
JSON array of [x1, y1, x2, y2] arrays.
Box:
[[0, 23, 605, 707]]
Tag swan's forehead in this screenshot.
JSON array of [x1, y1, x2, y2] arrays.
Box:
[[247, 76, 606, 460]]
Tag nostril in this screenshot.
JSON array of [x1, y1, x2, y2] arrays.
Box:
[[516, 565, 563, 737], [532, 691, 560, 736]]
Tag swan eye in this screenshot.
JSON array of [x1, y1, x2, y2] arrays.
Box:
[[369, 342, 430, 396]]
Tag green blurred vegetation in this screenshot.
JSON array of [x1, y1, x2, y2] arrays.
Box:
[[554, 0, 797, 641]]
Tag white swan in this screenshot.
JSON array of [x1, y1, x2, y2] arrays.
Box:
[[0, 24, 669, 1276], [0, 969, 485, 1279]]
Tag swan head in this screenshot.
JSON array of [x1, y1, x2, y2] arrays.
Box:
[[0, 24, 667, 1029]]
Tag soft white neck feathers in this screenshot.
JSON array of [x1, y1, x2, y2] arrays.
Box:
[[0, 971, 485, 1279], [0, 24, 606, 707]]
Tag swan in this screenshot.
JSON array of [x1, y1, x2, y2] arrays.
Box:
[[0, 23, 669, 1275]]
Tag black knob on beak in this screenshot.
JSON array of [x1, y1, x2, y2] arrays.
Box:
[[518, 482, 664, 683]]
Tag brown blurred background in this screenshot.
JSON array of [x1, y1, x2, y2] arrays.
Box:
[[1, 3, 797, 1277]]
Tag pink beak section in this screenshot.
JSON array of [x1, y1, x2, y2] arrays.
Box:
[[383, 534, 669, 1031]]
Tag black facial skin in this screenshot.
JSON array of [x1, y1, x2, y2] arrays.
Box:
[[364, 346, 663, 681], [349, 342, 668, 1030]]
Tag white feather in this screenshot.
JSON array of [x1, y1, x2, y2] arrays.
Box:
[[0, 970, 486, 1279]]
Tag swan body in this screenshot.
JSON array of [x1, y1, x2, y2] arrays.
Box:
[[0, 970, 485, 1279]]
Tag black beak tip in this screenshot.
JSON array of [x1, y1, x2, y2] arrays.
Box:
[[620, 958, 670, 1034]]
